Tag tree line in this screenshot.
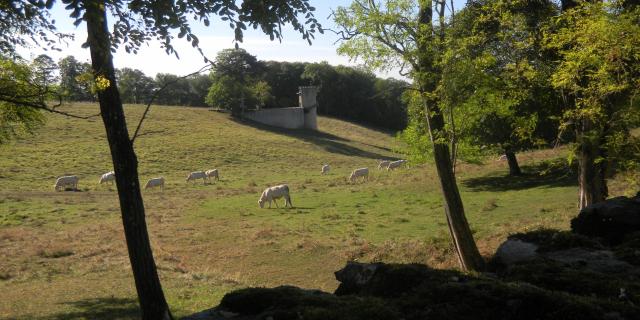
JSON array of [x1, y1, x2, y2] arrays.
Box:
[[205, 48, 409, 130], [24, 50, 409, 131]]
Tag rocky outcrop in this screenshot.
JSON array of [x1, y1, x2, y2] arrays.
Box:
[[571, 195, 640, 244], [494, 239, 539, 264]]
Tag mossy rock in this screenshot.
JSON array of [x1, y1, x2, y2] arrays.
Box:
[[571, 196, 640, 245], [614, 232, 640, 266], [507, 228, 604, 252], [219, 286, 401, 320], [334, 262, 463, 297], [212, 263, 640, 320], [499, 258, 639, 303]]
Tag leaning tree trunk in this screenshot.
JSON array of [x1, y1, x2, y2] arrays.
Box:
[[416, 1, 484, 272], [504, 147, 522, 176], [84, 2, 173, 319], [425, 102, 485, 271], [577, 121, 608, 210]]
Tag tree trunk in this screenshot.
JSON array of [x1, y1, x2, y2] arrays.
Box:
[[504, 148, 522, 176], [84, 2, 173, 319], [577, 122, 608, 210], [426, 103, 485, 271], [416, 1, 484, 272]]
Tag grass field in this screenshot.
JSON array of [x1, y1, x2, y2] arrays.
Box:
[[0, 103, 611, 319]]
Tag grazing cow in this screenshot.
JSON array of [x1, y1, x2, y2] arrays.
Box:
[[349, 168, 369, 183], [54, 175, 79, 191], [205, 169, 220, 181], [144, 177, 165, 191], [98, 171, 115, 185], [186, 171, 208, 184], [321, 164, 330, 175], [377, 160, 391, 170], [386, 160, 406, 171], [258, 184, 292, 208]]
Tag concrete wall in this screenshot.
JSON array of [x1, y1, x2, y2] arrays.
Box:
[[243, 107, 305, 129]]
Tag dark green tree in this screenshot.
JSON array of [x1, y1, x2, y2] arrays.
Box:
[[58, 56, 94, 101], [116, 68, 156, 104], [31, 54, 58, 89], [262, 60, 307, 108], [186, 74, 213, 107], [207, 48, 266, 114]]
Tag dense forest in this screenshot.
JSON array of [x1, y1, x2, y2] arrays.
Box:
[[22, 50, 409, 131]]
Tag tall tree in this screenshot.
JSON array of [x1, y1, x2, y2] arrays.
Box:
[[31, 54, 58, 89], [335, 0, 484, 271], [116, 68, 156, 104], [58, 56, 95, 101], [155, 73, 192, 106], [544, 0, 640, 209], [4, 1, 321, 318], [207, 48, 265, 114], [441, 0, 561, 176]]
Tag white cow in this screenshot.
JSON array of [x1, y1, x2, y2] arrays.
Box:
[[186, 171, 208, 184], [144, 177, 165, 191], [321, 164, 330, 175], [349, 168, 369, 183], [386, 160, 407, 171], [258, 184, 292, 208], [98, 171, 115, 185], [377, 160, 391, 170], [205, 169, 219, 181], [54, 175, 79, 191]]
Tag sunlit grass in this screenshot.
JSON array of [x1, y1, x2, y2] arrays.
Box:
[[0, 103, 587, 319]]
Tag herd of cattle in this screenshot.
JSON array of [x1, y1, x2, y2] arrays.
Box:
[[52, 159, 406, 208]]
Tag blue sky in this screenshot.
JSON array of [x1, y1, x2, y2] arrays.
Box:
[[18, 0, 465, 79]]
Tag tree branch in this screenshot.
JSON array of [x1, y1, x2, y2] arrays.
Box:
[[0, 95, 100, 119], [130, 64, 213, 144]]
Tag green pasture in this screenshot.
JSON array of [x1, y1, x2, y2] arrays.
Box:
[[0, 103, 589, 319]]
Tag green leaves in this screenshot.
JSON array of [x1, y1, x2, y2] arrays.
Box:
[[0, 58, 46, 144], [544, 0, 640, 142]]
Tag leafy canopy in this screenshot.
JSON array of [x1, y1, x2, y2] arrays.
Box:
[[0, 58, 45, 143]]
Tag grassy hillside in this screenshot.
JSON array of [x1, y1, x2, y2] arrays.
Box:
[[0, 103, 585, 319]]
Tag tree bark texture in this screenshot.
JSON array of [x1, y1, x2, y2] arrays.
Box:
[[504, 148, 522, 176], [577, 120, 608, 210], [84, 2, 173, 319], [417, 0, 484, 272]]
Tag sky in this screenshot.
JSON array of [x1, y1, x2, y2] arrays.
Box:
[[17, 0, 466, 80]]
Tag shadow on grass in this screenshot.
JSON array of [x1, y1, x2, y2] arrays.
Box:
[[33, 297, 139, 320], [233, 118, 396, 160], [463, 161, 578, 192]]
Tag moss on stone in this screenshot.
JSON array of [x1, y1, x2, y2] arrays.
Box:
[[508, 228, 604, 252]]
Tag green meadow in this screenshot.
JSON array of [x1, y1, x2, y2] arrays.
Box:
[[0, 103, 606, 319]]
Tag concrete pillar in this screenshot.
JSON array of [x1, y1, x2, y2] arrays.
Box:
[[299, 86, 319, 130]]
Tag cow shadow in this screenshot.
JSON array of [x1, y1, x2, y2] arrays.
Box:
[[233, 117, 396, 160]]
